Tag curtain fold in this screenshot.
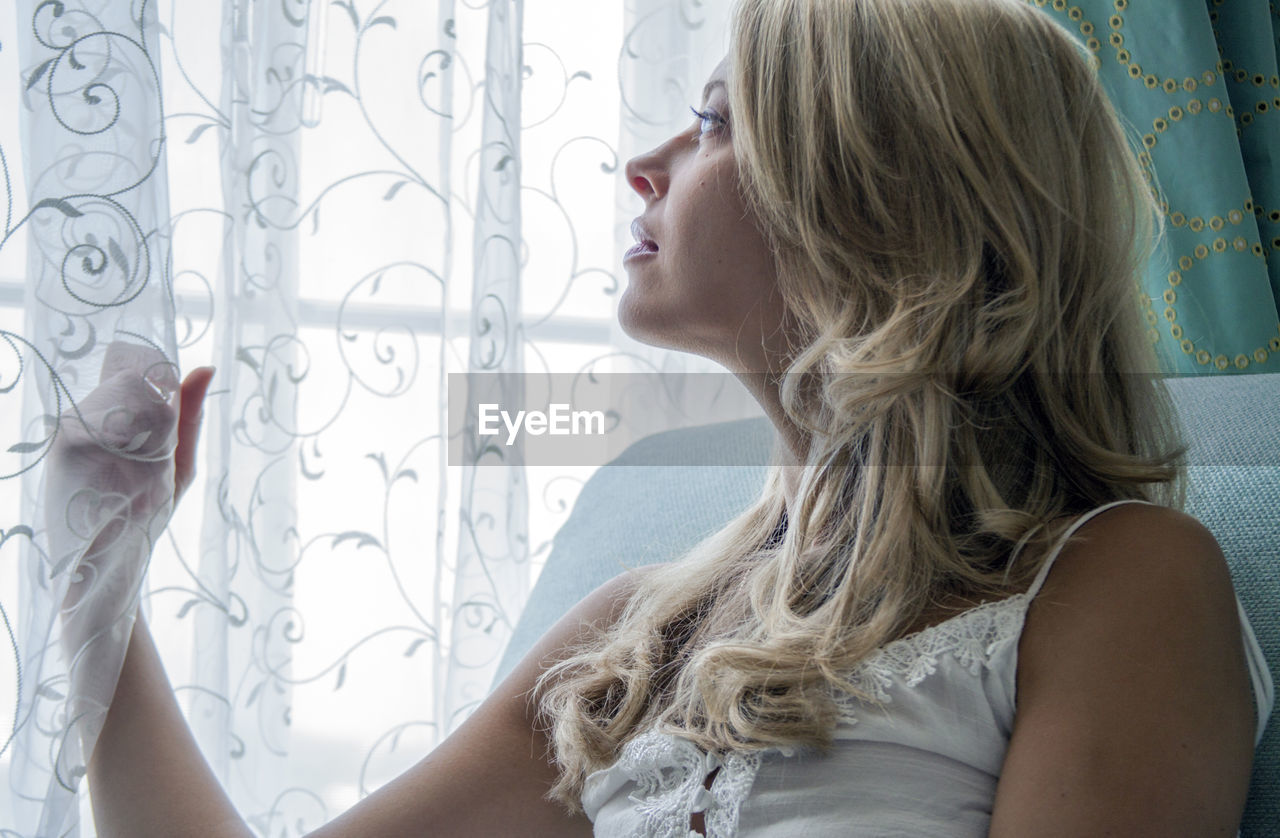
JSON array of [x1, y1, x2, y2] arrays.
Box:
[[446, 0, 528, 736], [193, 0, 305, 819], [0, 1, 1275, 836], [8, 2, 178, 835]]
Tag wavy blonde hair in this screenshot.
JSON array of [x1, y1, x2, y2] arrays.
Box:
[[537, 0, 1189, 810]]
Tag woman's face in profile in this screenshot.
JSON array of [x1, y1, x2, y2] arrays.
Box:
[[620, 55, 789, 374]]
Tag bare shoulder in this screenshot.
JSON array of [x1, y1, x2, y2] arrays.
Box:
[[506, 561, 668, 687], [1042, 502, 1230, 592], [1022, 503, 1239, 657], [990, 503, 1255, 836]]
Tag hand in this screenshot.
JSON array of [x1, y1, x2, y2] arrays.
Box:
[[40, 342, 197, 690], [47, 342, 182, 547], [43, 344, 211, 624]]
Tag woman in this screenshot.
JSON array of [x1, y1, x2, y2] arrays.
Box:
[[78, 0, 1270, 835]]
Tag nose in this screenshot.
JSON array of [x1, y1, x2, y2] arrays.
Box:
[[625, 145, 668, 202]]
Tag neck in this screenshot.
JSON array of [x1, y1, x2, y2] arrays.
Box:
[[731, 367, 808, 521]]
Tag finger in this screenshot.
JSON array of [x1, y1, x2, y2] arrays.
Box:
[[75, 373, 179, 457], [101, 341, 179, 398], [179, 367, 215, 429], [102, 341, 158, 377], [174, 367, 215, 499]]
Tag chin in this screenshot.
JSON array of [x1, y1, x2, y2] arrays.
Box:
[[617, 288, 726, 359], [616, 291, 667, 346], [617, 314, 671, 350]]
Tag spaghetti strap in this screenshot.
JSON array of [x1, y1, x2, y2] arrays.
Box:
[[1237, 596, 1276, 746], [1023, 499, 1158, 600]]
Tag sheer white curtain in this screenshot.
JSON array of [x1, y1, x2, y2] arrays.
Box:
[[0, 0, 743, 835]]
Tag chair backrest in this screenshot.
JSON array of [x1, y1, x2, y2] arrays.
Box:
[[1162, 373, 1279, 837], [494, 372, 1279, 836]]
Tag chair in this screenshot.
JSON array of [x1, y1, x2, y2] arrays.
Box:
[[493, 372, 1280, 836]]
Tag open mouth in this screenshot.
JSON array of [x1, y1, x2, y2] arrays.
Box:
[[626, 240, 658, 257], [628, 218, 659, 259]]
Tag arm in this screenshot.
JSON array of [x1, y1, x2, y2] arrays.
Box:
[[88, 610, 255, 838], [63, 360, 239, 837], [89, 561, 654, 837], [989, 503, 1256, 836]]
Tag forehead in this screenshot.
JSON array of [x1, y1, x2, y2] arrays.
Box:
[[702, 55, 730, 101]]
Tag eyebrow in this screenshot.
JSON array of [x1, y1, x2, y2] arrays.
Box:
[[701, 79, 726, 104]]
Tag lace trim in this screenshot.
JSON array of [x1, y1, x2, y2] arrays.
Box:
[[600, 595, 1030, 836], [837, 593, 1029, 713], [611, 730, 762, 838]]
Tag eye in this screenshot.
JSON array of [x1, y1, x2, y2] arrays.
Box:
[[689, 106, 725, 140]]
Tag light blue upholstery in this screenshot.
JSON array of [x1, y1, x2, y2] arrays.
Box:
[[494, 372, 1280, 837]]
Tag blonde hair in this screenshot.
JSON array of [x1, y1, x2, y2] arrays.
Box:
[[537, 0, 1188, 809]]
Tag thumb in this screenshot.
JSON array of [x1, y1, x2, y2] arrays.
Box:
[[174, 367, 215, 501]]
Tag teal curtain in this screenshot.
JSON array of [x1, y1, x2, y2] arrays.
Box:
[[1027, 0, 1279, 376]]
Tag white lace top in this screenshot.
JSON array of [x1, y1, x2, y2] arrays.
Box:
[[580, 499, 1275, 837]]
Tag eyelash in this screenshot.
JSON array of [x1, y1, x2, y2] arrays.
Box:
[[689, 106, 725, 140]]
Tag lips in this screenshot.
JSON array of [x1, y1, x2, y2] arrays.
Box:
[[630, 218, 659, 252], [624, 241, 658, 261]]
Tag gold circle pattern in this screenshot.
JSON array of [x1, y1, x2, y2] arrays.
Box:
[[1022, 0, 1278, 372]]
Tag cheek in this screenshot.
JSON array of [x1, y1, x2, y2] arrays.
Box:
[[685, 170, 745, 257]]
